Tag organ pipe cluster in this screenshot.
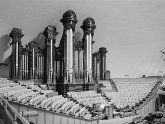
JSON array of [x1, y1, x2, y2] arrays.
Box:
[[9, 10, 108, 86]]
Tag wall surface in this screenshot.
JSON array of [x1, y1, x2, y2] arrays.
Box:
[[0, 0, 165, 78]]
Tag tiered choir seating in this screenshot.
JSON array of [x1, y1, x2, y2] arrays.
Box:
[[19, 80, 34, 86], [67, 91, 109, 107], [0, 78, 99, 120], [104, 78, 159, 110], [98, 80, 114, 92]]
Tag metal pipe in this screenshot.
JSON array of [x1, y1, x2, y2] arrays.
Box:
[[26, 55, 28, 79], [89, 34, 92, 82], [22, 55, 23, 79], [86, 35, 89, 83], [41, 56, 43, 78], [16, 42, 18, 79], [40, 56, 42, 79], [23, 55, 25, 79], [77, 49, 80, 78], [50, 39, 53, 82], [27, 55, 29, 79], [69, 28, 73, 83], [42, 57, 44, 78], [37, 55, 38, 79], [32, 48, 35, 78], [25, 54, 26, 79], [38, 56, 41, 79], [66, 30, 69, 82]]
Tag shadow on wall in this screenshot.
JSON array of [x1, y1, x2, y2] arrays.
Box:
[[0, 65, 9, 78], [0, 34, 10, 62]]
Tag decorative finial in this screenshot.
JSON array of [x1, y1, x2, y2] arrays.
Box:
[[81, 17, 96, 36], [60, 10, 78, 31], [43, 25, 58, 39]]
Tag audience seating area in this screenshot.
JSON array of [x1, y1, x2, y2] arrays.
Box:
[[103, 78, 160, 111], [0, 78, 102, 120], [0, 77, 163, 124]]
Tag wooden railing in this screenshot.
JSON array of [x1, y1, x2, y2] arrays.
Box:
[[136, 80, 162, 116], [0, 97, 29, 124], [9, 101, 99, 124]]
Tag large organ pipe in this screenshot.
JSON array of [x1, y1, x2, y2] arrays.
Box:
[[81, 18, 96, 83], [42, 57, 44, 78], [86, 35, 89, 83], [50, 39, 53, 81], [41, 56, 43, 78], [37, 55, 38, 78], [26, 55, 28, 79], [80, 50, 83, 78], [94, 54, 97, 79], [41, 56, 42, 78], [69, 28, 73, 83], [32, 48, 35, 78], [23, 55, 25, 79], [40, 56, 42, 78], [27, 55, 29, 79], [22, 55, 23, 79], [75, 50, 78, 78], [38, 56, 41, 78], [66, 30, 69, 81], [16, 42, 18, 78], [39, 56, 41, 79], [38, 55, 39, 79], [24, 54, 26, 79], [24, 54, 25, 79], [89, 34, 92, 82], [25, 54, 27, 79], [102, 55, 104, 79]]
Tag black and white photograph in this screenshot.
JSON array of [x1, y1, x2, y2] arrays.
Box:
[[0, 0, 165, 124]]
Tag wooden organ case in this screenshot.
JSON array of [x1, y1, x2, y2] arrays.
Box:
[[8, 10, 109, 96]]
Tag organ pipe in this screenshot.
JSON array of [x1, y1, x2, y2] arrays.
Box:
[[16, 42, 18, 78], [69, 28, 73, 83], [43, 26, 58, 84], [50, 39, 53, 80], [22, 55, 24, 79], [27, 55, 29, 79], [60, 10, 77, 85], [66, 30, 69, 81], [37, 56, 38, 78], [32, 48, 35, 78], [81, 17, 96, 83], [39, 56, 41, 79]]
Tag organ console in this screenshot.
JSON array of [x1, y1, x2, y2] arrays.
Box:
[[8, 10, 108, 96]]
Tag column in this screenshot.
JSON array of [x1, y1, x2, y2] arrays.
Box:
[[43, 26, 58, 84], [81, 18, 96, 83], [60, 10, 78, 84], [9, 28, 24, 79]]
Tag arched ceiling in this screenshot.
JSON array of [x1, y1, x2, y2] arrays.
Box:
[[0, 0, 165, 78]]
